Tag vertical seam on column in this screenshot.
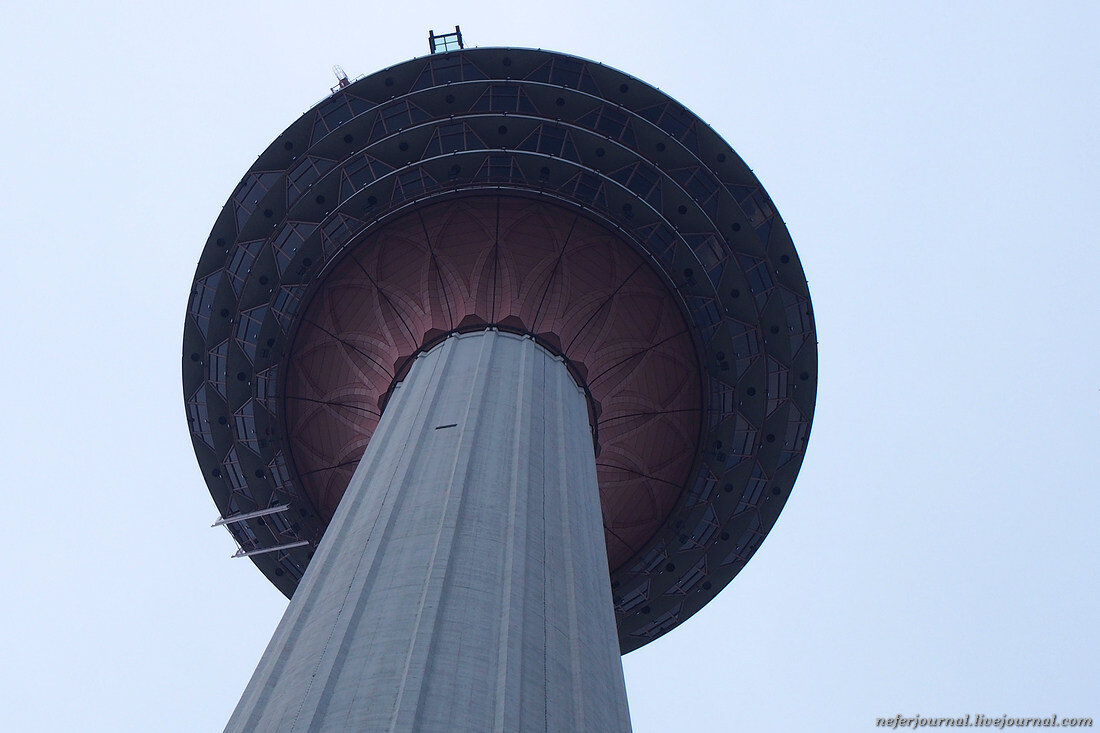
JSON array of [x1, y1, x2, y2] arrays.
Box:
[[237, 347, 450, 733], [322, 339, 465, 731], [398, 330, 497, 731], [557, 370, 587, 733], [291, 343, 455, 733], [542, 364, 550, 733], [493, 336, 527, 731]]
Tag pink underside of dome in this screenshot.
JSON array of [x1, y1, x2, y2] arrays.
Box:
[[285, 195, 702, 570]]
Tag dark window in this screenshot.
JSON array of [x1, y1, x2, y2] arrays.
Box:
[[254, 366, 279, 413], [517, 123, 579, 161], [710, 380, 735, 416], [664, 558, 707, 596], [226, 240, 264, 295], [724, 182, 756, 201], [616, 580, 650, 612], [227, 521, 258, 548], [738, 254, 774, 305], [594, 106, 627, 138], [233, 400, 260, 453], [632, 605, 682, 638], [278, 557, 304, 580], [310, 92, 373, 144], [271, 222, 317, 276], [628, 543, 668, 574], [340, 154, 394, 202], [765, 357, 789, 416], [611, 161, 662, 206], [679, 505, 718, 550], [548, 58, 581, 88], [636, 102, 698, 152], [392, 167, 437, 201], [779, 404, 810, 467], [235, 306, 267, 361], [412, 53, 485, 89], [223, 448, 250, 495], [267, 451, 293, 493], [669, 166, 719, 207], [233, 172, 281, 230], [271, 286, 303, 332], [185, 386, 214, 449], [576, 104, 637, 146], [524, 57, 601, 95], [473, 154, 526, 184], [640, 223, 678, 269], [414, 54, 462, 87], [735, 462, 769, 514], [727, 415, 756, 466], [287, 156, 336, 205], [374, 100, 429, 138], [265, 507, 294, 536], [688, 468, 719, 506], [754, 218, 774, 248], [438, 121, 467, 153], [207, 340, 229, 398], [562, 171, 606, 208], [233, 171, 280, 209], [729, 321, 763, 375], [422, 122, 485, 157], [683, 232, 727, 287], [471, 84, 538, 113], [688, 296, 722, 329], [721, 514, 764, 566], [321, 213, 364, 256], [781, 288, 814, 354], [188, 271, 221, 338], [743, 190, 776, 226]]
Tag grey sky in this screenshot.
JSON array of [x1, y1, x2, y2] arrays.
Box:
[[0, 1, 1096, 730]]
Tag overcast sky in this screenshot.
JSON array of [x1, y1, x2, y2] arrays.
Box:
[[1, 1, 1096, 731]]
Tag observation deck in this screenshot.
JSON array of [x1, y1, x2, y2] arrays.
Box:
[[183, 46, 817, 653]]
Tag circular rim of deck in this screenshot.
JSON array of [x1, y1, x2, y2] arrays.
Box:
[[182, 47, 818, 653]]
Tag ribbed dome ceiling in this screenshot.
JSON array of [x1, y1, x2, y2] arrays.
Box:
[[285, 194, 701, 570]]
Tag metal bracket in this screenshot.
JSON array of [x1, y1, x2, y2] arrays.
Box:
[[232, 540, 310, 559], [213, 504, 291, 527]]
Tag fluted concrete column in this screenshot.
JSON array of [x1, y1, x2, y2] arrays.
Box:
[[226, 330, 631, 732]]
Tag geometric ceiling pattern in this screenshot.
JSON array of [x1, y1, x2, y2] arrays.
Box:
[[285, 195, 700, 571]]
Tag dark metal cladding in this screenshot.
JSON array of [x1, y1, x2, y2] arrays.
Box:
[[182, 47, 817, 653]]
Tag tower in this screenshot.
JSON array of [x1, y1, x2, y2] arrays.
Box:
[[184, 41, 817, 731]]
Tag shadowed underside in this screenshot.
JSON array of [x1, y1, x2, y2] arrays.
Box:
[[285, 195, 701, 571], [183, 46, 818, 651]]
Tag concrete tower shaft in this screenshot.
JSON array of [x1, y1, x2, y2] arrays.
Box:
[[226, 330, 631, 732]]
